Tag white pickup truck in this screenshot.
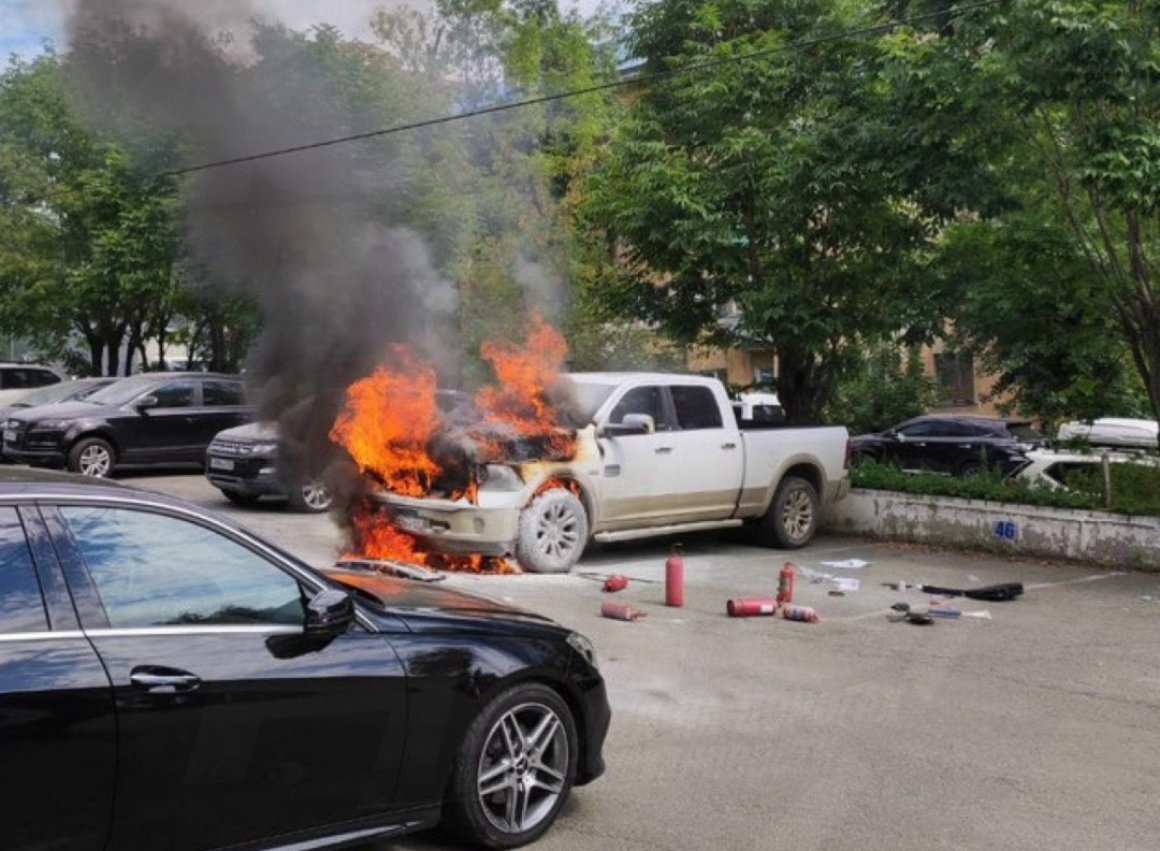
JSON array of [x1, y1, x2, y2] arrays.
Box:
[[382, 373, 851, 573]]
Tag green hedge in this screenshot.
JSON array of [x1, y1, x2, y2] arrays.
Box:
[[850, 460, 1160, 517]]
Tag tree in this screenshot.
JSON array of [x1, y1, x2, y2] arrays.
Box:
[[0, 53, 183, 375], [582, 0, 977, 421], [825, 343, 938, 435]]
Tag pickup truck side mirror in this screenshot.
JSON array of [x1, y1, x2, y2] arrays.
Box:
[[599, 413, 655, 437], [135, 394, 159, 412]]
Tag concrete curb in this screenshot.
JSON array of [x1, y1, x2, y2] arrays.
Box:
[[823, 488, 1160, 570]]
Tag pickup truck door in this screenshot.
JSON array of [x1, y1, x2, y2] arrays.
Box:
[[596, 385, 680, 528], [663, 384, 745, 520]]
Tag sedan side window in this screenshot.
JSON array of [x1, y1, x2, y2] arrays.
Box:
[[898, 421, 935, 437], [60, 507, 306, 628], [609, 386, 670, 432], [151, 381, 197, 408], [0, 508, 49, 632]]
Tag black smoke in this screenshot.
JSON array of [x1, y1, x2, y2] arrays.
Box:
[[65, 0, 461, 494]]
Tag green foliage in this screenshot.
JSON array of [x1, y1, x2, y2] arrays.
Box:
[[825, 345, 938, 434], [582, 0, 974, 421], [851, 459, 1160, 516]]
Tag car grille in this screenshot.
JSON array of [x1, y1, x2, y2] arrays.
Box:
[[210, 439, 255, 457]]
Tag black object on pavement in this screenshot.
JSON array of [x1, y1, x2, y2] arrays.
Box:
[[920, 582, 1024, 601]]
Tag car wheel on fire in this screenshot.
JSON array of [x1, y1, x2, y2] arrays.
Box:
[[515, 488, 589, 574]]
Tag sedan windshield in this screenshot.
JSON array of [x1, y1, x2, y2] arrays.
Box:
[[84, 374, 163, 407]]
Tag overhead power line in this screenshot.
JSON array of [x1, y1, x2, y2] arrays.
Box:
[[161, 0, 1001, 177]]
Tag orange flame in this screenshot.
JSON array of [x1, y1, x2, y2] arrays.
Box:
[[330, 316, 575, 573], [329, 348, 441, 498]]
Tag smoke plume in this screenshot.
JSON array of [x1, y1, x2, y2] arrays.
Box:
[[65, 0, 463, 488]]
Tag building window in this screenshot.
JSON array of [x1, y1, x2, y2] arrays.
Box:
[[753, 366, 775, 386], [934, 352, 976, 406]]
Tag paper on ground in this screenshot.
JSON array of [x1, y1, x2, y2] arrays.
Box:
[[821, 559, 871, 570], [830, 577, 861, 592]]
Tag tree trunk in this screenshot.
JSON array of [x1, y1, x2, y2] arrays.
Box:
[[87, 337, 104, 377], [775, 345, 826, 424], [103, 330, 124, 377]]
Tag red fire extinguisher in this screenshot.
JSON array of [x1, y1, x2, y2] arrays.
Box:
[[777, 562, 796, 605], [665, 543, 685, 607]]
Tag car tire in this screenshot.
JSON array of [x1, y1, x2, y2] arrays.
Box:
[[515, 489, 589, 574], [221, 489, 260, 507], [67, 437, 116, 479], [443, 682, 579, 849], [957, 460, 983, 478], [754, 475, 819, 549], [286, 477, 332, 513]]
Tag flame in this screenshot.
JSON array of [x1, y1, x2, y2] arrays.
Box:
[[329, 348, 441, 497], [329, 316, 575, 573]]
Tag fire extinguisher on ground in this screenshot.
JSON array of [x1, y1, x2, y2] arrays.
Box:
[[777, 562, 796, 605], [665, 543, 685, 607]]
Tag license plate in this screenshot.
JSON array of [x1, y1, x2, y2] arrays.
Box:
[[394, 513, 427, 533], [209, 457, 234, 471], [2, 430, 14, 442]]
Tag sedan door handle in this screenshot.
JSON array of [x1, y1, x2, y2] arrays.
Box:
[[130, 666, 201, 693], [721, 442, 737, 450], [655, 446, 673, 454]]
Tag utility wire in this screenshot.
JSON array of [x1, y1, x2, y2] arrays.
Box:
[[161, 0, 1001, 177]]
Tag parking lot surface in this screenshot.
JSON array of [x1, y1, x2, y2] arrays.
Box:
[[138, 473, 1160, 851]]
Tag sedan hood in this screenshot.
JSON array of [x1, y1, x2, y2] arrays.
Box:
[[215, 421, 278, 441], [323, 567, 561, 632]]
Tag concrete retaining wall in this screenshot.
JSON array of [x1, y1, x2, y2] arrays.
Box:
[[824, 489, 1160, 570]]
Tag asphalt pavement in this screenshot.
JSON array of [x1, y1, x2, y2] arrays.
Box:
[[134, 472, 1160, 851]]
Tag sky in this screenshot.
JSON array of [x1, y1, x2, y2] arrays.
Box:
[[0, 0, 614, 61]]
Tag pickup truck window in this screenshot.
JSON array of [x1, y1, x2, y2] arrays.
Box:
[[670, 385, 723, 430], [610, 386, 671, 431], [562, 379, 617, 424]]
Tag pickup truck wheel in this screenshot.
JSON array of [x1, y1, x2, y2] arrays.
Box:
[[756, 476, 819, 549], [515, 489, 589, 574]]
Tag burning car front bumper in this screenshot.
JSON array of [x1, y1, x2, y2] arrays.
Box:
[[378, 492, 524, 556]]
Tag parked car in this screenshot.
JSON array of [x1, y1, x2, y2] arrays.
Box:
[[0, 467, 607, 851], [379, 373, 850, 573], [0, 376, 115, 420], [206, 422, 333, 512], [1013, 447, 1160, 489], [851, 415, 1042, 477], [2, 372, 251, 477], [1057, 417, 1158, 450], [0, 362, 65, 406]]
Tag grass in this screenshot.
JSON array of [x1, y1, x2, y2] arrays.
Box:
[[850, 460, 1160, 517]]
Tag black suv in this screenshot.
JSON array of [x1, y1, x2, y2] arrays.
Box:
[[851, 415, 1042, 477], [2, 372, 251, 477], [0, 468, 608, 851]]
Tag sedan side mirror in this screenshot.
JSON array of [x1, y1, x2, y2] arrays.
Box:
[[600, 413, 655, 437], [136, 394, 159, 412], [305, 587, 355, 637]]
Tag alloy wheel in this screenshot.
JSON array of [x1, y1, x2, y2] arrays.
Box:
[[78, 445, 112, 478], [477, 702, 569, 835], [534, 501, 581, 562], [300, 478, 332, 511], [781, 486, 814, 543]]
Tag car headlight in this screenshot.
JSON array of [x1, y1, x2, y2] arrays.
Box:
[[567, 632, 598, 669], [248, 441, 279, 455], [481, 464, 524, 491], [31, 419, 66, 430]]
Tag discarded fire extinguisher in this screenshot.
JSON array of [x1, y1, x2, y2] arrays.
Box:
[[777, 562, 796, 605], [603, 575, 629, 593], [665, 543, 685, 607], [781, 604, 819, 624], [601, 600, 646, 621], [726, 597, 779, 617]]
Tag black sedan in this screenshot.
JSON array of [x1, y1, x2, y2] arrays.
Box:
[[2, 372, 252, 477], [851, 415, 1042, 476], [0, 469, 608, 851]]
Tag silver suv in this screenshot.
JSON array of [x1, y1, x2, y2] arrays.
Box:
[[0, 364, 65, 406]]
